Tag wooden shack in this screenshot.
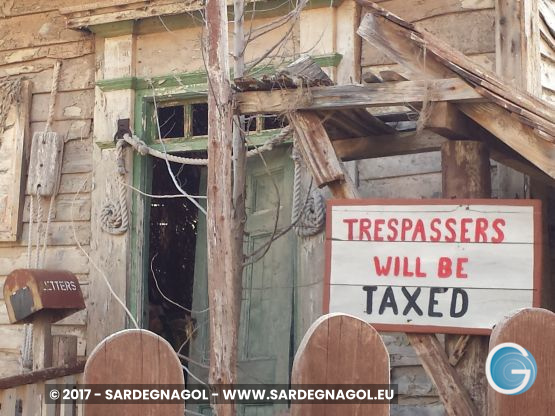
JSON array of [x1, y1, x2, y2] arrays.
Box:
[[0, 0, 553, 415]]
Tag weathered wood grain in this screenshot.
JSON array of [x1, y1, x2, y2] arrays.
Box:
[[357, 6, 555, 179], [0, 12, 87, 51], [27, 131, 64, 197], [237, 78, 482, 114], [31, 120, 92, 142], [496, 0, 542, 95], [64, 0, 206, 29], [84, 329, 185, 416], [0, 0, 82, 17], [488, 308, 555, 416], [31, 90, 94, 122], [362, 9, 495, 66], [290, 314, 390, 416], [376, 0, 494, 23], [0, 40, 94, 66], [459, 103, 555, 178], [409, 334, 479, 416], [288, 112, 345, 188], [22, 194, 91, 222], [61, 140, 93, 174], [0, 222, 91, 247], [0, 81, 31, 241], [0, 246, 90, 275], [333, 131, 446, 161]]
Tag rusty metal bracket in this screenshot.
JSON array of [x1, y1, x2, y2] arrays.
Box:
[[114, 118, 132, 143]]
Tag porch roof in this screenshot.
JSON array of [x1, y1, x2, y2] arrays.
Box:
[[236, 0, 555, 184]]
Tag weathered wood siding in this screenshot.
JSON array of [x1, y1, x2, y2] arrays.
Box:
[[0, 1, 94, 377], [540, 0, 555, 102], [362, 0, 496, 79]]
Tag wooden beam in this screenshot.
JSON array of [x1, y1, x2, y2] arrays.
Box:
[[292, 110, 478, 416], [332, 130, 446, 160], [425, 102, 473, 140], [0, 361, 85, 389], [236, 78, 482, 114], [459, 103, 555, 178], [356, 9, 555, 179], [62, 1, 207, 29], [288, 112, 345, 188], [330, 128, 555, 185], [409, 335, 479, 416]]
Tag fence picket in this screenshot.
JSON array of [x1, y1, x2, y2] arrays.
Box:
[[488, 308, 555, 416], [290, 313, 390, 416]]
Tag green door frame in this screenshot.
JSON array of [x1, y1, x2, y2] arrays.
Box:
[[118, 53, 342, 326], [127, 85, 297, 327]]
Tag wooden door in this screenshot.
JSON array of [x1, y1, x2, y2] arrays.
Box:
[[188, 146, 296, 415]]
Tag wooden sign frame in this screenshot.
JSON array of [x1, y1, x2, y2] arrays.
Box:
[[0, 81, 32, 242], [324, 199, 542, 335]]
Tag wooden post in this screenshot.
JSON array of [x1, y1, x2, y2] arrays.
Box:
[[32, 316, 52, 371], [289, 111, 479, 416], [442, 140, 491, 415], [205, 0, 238, 414], [52, 335, 78, 367], [231, 0, 247, 331]]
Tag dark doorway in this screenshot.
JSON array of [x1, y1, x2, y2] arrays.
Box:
[[147, 156, 203, 360]]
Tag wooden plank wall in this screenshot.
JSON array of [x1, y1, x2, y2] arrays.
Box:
[[0, 0, 94, 377]]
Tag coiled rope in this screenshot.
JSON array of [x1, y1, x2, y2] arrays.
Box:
[[99, 140, 129, 235], [291, 145, 326, 237]]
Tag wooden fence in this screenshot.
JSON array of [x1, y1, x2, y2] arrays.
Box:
[[0, 365, 84, 416], [0, 308, 553, 415]]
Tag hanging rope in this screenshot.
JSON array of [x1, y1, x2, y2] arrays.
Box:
[[21, 61, 63, 372], [121, 125, 293, 166], [41, 61, 63, 265], [100, 140, 129, 235], [291, 144, 326, 237]]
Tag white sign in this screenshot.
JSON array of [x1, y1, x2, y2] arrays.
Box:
[[325, 200, 541, 334]]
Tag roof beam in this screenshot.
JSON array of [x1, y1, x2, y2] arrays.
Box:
[[236, 78, 482, 114], [332, 130, 445, 160], [356, 5, 555, 179]]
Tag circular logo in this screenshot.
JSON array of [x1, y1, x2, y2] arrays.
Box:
[[486, 342, 537, 395]]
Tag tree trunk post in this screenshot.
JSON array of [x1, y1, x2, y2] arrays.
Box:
[[205, 0, 238, 413], [441, 139, 491, 415]]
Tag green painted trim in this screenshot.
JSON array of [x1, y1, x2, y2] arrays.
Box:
[[128, 96, 153, 328], [313, 53, 343, 68], [96, 53, 343, 92], [89, 20, 135, 37], [96, 77, 137, 92], [88, 0, 343, 37]]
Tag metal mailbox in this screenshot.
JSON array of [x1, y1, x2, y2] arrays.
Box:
[[3, 269, 85, 324]]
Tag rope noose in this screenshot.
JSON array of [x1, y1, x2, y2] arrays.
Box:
[[291, 144, 326, 237], [100, 140, 129, 235]]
